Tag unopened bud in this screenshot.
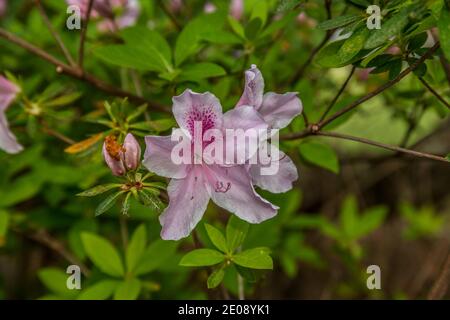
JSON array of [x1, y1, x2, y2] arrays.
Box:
[[122, 133, 141, 170]]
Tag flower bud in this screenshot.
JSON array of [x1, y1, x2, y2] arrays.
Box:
[[103, 136, 126, 176], [122, 133, 141, 170]]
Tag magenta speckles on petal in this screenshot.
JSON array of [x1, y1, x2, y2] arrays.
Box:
[[185, 106, 218, 136]]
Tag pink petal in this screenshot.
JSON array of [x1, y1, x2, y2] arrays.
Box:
[[222, 106, 268, 164], [223, 105, 267, 131], [143, 135, 188, 179], [173, 89, 223, 137], [0, 112, 23, 154], [259, 92, 302, 129], [205, 165, 278, 223], [159, 167, 210, 240], [249, 151, 298, 193], [0, 76, 22, 154], [236, 64, 264, 109]]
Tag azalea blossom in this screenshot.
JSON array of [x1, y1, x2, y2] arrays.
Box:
[[103, 133, 141, 176], [144, 89, 278, 240], [66, 0, 139, 32], [0, 75, 23, 154], [236, 65, 302, 193]]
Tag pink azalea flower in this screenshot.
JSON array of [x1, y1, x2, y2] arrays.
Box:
[[66, 0, 139, 32], [144, 89, 278, 240], [236, 65, 302, 193], [0, 76, 23, 154], [230, 0, 244, 20]]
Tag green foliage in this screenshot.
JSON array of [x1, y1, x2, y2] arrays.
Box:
[[298, 141, 340, 173], [1, 0, 448, 301], [81, 233, 125, 277], [400, 203, 445, 240]]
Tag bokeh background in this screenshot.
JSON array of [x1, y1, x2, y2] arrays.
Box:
[[0, 0, 449, 299]]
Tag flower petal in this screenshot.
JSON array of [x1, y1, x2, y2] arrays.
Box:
[[159, 167, 210, 240], [205, 165, 278, 223], [223, 105, 267, 131], [236, 64, 264, 109], [259, 92, 302, 129], [249, 151, 298, 193], [222, 106, 268, 164], [0, 76, 22, 154], [143, 135, 188, 179], [0, 112, 23, 154], [173, 89, 223, 136]]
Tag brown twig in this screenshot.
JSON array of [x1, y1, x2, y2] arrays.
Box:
[[78, 0, 94, 70], [316, 131, 449, 163], [34, 0, 76, 66], [319, 43, 440, 129], [14, 228, 91, 277], [418, 77, 450, 110], [319, 65, 356, 122], [428, 252, 450, 299], [0, 28, 169, 113]]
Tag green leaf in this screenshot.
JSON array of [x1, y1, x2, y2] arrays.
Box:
[[228, 16, 245, 39], [179, 249, 225, 267], [76, 184, 121, 197], [175, 12, 225, 66], [126, 224, 147, 273], [114, 278, 141, 300], [77, 280, 119, 300], [138, 189, 163, 212], [298, 141, 340, 173], [315, 40, 346, 68], [364, 9, 410, 49], [130, 119, 176, 132], [340, 195, 359, 238], [356, 206, 387, 238], [438, 8, 450, 61], [178, 63, 226, 82], [232, 247, 273, 270], [135, 240, 178, 276], [81, 233, 125, 277], [337, 28, 369, 65], [94, 27, 173, 72], [207, 268, 225, 289], [95, 191, 125, 216], [226, 216, 249, 252], [38, 268, 77, 298], [250, 0, 268, 27], [317, 14, 361, 30], [205, 224, 228, 253], [0, 210, 9, 241], [245, 18, 262, 40]]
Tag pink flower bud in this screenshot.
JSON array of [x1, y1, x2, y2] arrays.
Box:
[[204, 2, 217, 14], [102, 136, 126, 176], [230, 0, 243, 20], [122, 133, 141, 170]]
